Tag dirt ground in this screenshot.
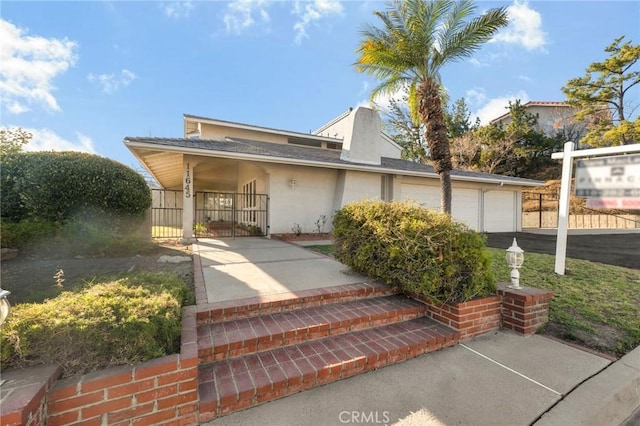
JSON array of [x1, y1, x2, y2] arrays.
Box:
[[1, 241, 193, 305], [486, 232, 640, 270]]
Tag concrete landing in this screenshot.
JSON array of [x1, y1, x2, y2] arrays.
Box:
[[196, 238, 368, 303]]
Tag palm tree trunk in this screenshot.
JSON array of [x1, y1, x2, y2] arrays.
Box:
[[418, 78, 453, 214]]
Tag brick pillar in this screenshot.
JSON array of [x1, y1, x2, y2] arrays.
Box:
[[497, 284, 553, 335]]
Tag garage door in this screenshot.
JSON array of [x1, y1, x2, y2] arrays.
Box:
[[483, 191, 516, 232], [452, 188, 480, 230], [401, 183, 440, 210]]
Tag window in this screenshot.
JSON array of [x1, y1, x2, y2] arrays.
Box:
[[242, 179, 257, 208], [381, 175, 393, 202]]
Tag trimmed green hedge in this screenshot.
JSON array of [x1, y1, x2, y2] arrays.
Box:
[[333, 201, 495, 304], [0, 272, 192, 377], [1, 151, 151, 223]]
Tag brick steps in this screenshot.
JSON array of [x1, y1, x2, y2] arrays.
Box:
[[197, 295, 427, 363], [198, 317, 459, 421], [196, 281, 399, 324]]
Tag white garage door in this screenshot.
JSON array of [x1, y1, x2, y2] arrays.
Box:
[[452, 188, 480, 230], [483, 191, 516, 232], [401, 183, 440, 210], [401, 184, 481, 230]]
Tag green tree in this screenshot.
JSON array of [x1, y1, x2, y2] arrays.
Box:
[[378, 95, 427, 163], [355, 0, 508, 213], [452, 100, 562, 179], [562, 36, 640, 146], [445, 97, 478, 138], [0, 127, 32, 157]]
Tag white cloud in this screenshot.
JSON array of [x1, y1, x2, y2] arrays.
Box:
[[466, 87, 487, 106], [472, 91, 529, 125], [223, 0, 271, 34], [0, 19, 77, 114], [518, 74, 532, 82], [87, 69, 137, 94], [468, 57, 487, 68], [161, 1, 194, 19], [292, 0, 343, 45], [20, 128, 97, 153], [493, 0, 547, 51]]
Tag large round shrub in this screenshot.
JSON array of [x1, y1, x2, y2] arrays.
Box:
[[1, 151, 151, 222], [333, 200, 495, 304]]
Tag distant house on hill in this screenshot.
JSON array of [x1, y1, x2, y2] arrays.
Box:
[[490, 101, 590, 143]]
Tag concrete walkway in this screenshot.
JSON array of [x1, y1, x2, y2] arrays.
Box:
[[196, 238, 367, 303], [196, 237, 640, 426]]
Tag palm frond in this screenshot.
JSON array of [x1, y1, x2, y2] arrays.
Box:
[[438, 6, 509, 64]]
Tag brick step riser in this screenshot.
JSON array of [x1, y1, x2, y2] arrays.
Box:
[[199, 328, 458, 421], [198, 306, 427, 363], [197, 286, 400, 325]]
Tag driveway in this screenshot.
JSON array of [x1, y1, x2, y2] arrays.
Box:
[[486, 231, 639, 269]]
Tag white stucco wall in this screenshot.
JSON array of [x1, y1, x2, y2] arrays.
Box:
[[380, 136, 402, 159], [336, 171, 382, 207], [199, 123, 288, 144], [265, 164, 339, 234]]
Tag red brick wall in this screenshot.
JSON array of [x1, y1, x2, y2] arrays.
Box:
[[45, 306, 199, 426], [498, 285, 554, 335], [410, 294, 502, 341]]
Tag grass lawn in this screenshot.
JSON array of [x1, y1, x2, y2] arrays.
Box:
[[307, 244, 640, 357]]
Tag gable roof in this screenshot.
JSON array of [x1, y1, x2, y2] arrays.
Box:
[[124, 136, 542, 187], [490, 101, 572, 124]]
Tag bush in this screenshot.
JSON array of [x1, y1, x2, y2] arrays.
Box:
[[0, 219, 59, 249], [1, 151, 151, 223], [0, 272, 192, 377], [333, 201, 495, 304]]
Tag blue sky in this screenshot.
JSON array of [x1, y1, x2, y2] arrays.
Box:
[[1, 1, 639, 170]]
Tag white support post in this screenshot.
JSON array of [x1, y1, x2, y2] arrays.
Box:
[[554, 142, 575, 275], [182, 160, 195, 243]]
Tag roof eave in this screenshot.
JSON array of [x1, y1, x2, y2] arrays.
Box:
[[124, 140, 543, 187]]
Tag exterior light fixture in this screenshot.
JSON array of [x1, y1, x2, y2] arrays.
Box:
[[0, 288, 11, 326], [289, 178, 297, 189], [506, 238, 524, 289]]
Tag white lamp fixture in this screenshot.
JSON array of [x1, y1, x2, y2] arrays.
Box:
[[289, 178, 296, 189], [0, 288, 11, 326], [506, 238, 524, 289]]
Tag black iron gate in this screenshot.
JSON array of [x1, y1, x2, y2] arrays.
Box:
[[151, 189, 183, 239], [194, 192, 269, 238]]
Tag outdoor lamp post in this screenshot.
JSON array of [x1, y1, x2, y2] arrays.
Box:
[[506, 238, 524, 289], [0, 288, 11, 326]]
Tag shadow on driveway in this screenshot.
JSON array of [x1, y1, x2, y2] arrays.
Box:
[[486, 232, 639, 269]]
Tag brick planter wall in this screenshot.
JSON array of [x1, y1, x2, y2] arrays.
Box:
[[409, 294, 502, 341], [0, 365, 61, 426], [498, 284, 554, 335], [45, 305, 199, 426], [0, 305, 199, 426]]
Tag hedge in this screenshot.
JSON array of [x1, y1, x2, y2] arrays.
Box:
[[333, 200, 496, 304]]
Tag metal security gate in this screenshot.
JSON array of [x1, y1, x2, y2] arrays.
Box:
[[151, 189, 184, 239], [194, 192, 269, 238]]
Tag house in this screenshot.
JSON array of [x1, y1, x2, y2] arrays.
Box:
[[125, 106, 542, 241], [490, 101, 588, 142]]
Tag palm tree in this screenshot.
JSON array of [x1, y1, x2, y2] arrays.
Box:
[[355, 0, 508, 213]]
